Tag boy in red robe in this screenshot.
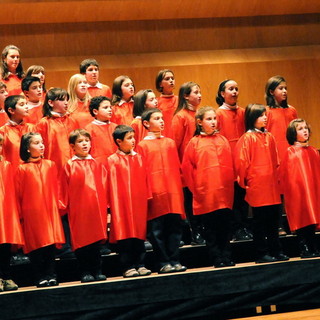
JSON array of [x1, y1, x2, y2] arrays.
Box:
[[137, 108, 187, 274], [107, 125, 151, 278], [85, 96, 117, 166], [0, 95, 35, 170], [60, 129, 107, 283]]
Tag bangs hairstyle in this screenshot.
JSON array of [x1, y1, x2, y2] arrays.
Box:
[[26, 65, 46, 92], [133, 89, 153, 117], [141, 108, 162, 129], [265, 75, 288, 108], [215, 79, 232, 106], [43, 88, 69, 117], [245, 103, 266, 131], [112, 75, 134, 105], [21, 76, 41, 92], [175, 81, 199, 115], [20, 132, 41, 162], [286, 118, 311, 145], [155, 69, 174, 93], [112, 125, 134, 147], [89, 96, 111, 117], [1, 45, 24, 80], [80, 58, 99, 73], [69, 129, 91, 145], [0, 81, 7, 90], [194, 106, 216, 136], [4, 95, 25, 118]]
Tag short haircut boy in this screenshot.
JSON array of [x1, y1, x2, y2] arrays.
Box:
[[112, 125, 134, 147], [89, 96, 111, 117], [21, 76, 41, 92], [286, 118, 311, 145], [79, 59, 99, 74], [245, 103, 266, 131], [4, 95, 25, 118], [69, 129, 91, 145], [141, 108, 162, 129]]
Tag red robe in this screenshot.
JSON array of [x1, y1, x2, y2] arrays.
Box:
[[172, 108, 196, 162], [182, 133, 234, 215], [158, 94, 178, 138], [216, 105, 245, 154], [137, 135, 185, 220], [279, 145, 320, 231], [1, 74, 22, 96], [0, 121, 35, 170], [266, 106, 298, 162], [70, 101, 92, 129], [107, 151, 149, 242], [15, 159, 65, 253], [131, 117, 148, 145], [111, 100, 134, 125], [85, 120, 117, 166], [0, 110, 9, 127], [36, 114, 77, 173], [88, 83, 112, 99], [59, 157, 108, 250], [234, 130, 281, 207], [25, 101, 43, 125], [0, 160, 24, 246]]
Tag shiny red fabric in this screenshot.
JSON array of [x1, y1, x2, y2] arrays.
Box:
[[85, 121, 117, 166], [70, 101, 93, 129], [182, 134, 234, 215], [88, 84, 112, 99], [235, 131, 281, 207], [36, 115, 77, 173], [137, 137, 185, 220], [280, 145, 320, 231], [266, 106, 298, 162], [130, 117, 148, 145], [0, 160, 24, 246], [107, 152, 149, 242], [0, 112, 9, 127], [15, 159, 65, 253], [0, 122, 35, 170], [111, 101, 134, 125], [1, 74, 22, 96], [25, 104, 43, 125], [158, 94, 178, 138], [59, 158, 108, 250]]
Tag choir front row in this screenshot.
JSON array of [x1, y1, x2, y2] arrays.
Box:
[[1, 101, 320, 292]]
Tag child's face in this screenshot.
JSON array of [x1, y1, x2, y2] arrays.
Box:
[[25, 81, 42, 103], [28, 134, 45, 158], [117, 131, 135, 153], [221, 80, 238, 106], [9, 98, 28, 121], [185, 85, 201, 108], [121, 78, 134, 101], [85, 65, 99, 86], [254, 112, 267, 130], [4, 49, 20, 73], [94, 100, 112, 122], [144, 112, 164, 132], [160, 72, 175, 95], [49, 97, 68, 114], [198, 110, 217, 135], [145, 92, 158, 109], [0, 87, 8, 107], [71, 134, 91, 157], [296, 121, 309, 142], [76, 78, 88, 98], [31, 71, 45, 85], [271, 81, 287, 104]]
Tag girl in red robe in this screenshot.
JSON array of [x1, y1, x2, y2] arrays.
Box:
[[182, 107, 235, 268], [280, 119, 320, 258], [234, 104, 289, 263], [137, 108, 186, 274], [111, 75, 135, 125], [131, 89, 158, 144], [0, 134, 24, 291], [16, 132, 65, 287], [155, 69, 177, 138]]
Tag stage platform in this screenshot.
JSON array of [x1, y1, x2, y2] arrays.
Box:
[[3, 257, 320, 320]]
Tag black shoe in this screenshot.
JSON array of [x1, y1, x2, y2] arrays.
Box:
[[190, 233, 206, 246], [36, 279, 49, 288], [255, 254, 276, 263], [274, 253, 289, 261], [233, 228, 251, 241], [173, 263, 187, 272], [223, 258, 236, 267], [81, 274, 95, 283], [94, 274, 107, 281], [144, 241, 153, 251], [300, 243, 315, 258], [213, 258, 226, 268], [179, 240, 185, 247], [100, 246, 111, 255], [158, 264, 175, 274], [48, 278, 59, 286]]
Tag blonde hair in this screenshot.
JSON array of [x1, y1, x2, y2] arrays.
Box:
[[67, 74, 91, 113]]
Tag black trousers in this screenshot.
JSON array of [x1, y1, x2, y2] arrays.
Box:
[[296, 224, 318, 252], [251, 205, 281, 258], [0, 244, 12, 280], [148, 214, 182, 268], [117, 238, 146, 272], [29, 244, 56, 282], [74, 241, 102, 276], [232, 182, 249, 231], [201, 209, 232, 264]]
